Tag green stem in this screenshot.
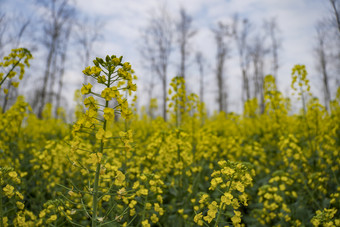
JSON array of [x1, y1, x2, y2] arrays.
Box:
[[92, 162, 101, 227], [298, 172, 321, 209], [214, 203, 223, 227], [0, 185, 3, 227], [92, 65, 112, 227], [0, 59, 21, 87]]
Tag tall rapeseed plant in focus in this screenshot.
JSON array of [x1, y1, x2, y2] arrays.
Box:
[[70, 55, 137, 226]]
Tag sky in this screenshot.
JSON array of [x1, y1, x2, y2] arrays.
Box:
[[1, 0, 333, 114]]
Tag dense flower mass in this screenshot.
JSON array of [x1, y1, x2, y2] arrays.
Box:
[[0, 54, 339, 227]]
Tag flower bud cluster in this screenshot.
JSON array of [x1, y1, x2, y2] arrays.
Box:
[[0, 48, 32, 94]]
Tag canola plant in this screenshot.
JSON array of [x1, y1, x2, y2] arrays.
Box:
[[0, 49, 340, 226]]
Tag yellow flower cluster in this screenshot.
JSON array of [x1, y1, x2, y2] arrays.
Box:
[[311, 208, 340, 227], [0, 48, 32, 94], [255, 171, 297, 225], [0, 61, 339, 227], [194, 161, 254, 226]]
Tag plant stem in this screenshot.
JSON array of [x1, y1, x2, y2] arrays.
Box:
[[0, 185, 3, 227], [0, 59, 21, 87], [214, 203, 223, 227], [92, 65, 112, 227], [92, 162, 101, 227]]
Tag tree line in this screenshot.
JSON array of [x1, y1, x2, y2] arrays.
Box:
[[0, 0, 339, 119]]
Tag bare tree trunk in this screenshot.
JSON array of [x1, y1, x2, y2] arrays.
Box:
[[249, 34, 268, 113], [2, 80, 11, 113], [75, 16, 103, 85], [38, 43, 55, 118], [242, 69, 250, 102], [233, 15, 252, 107], [36, 0, 74, 118], [217, 55, 225, 112], [0, 15, 31, 111], [177, 8, 196, 84], [265, 18, 281, 81], [55, 23, 72, 116], [196, 52, 205, 103], [140, 4, 173, 120], [213, 22, 231, 113], [330, 0, 340, 34], [315, 23, 331, 110], [162, 76, 167, 121]]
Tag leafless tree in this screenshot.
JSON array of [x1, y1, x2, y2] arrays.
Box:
[[139, 37, 156, 117], [36, 0, 75, 118], [55, 22, 72, 115], [0, 13, 9, 56], [233, 15, 252, 106], [330, 0, 340, 34], [140, 4, 173, 121], [75, 16, 103, 85], [315, 21, 331, 110], [329, 0, 340, 87], [249, 35, 268, 113], [264, 18, 281, 81], [213, 22, 231, 113], [0, 11, 32, 112], [176, 8, 196, 86], [195, 51, 205, 103]]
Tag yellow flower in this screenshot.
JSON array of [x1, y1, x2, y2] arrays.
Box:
[[39, 210, 46, 218], [141, 219, 150, 227], [8, 171, 18, 178], [231, 215, 241, 224], [3, 184, 15, 198], [221, 192, 233, 205], [203, 214, 214, 223], [91, 66, 102, 74], [130, 208, 136, 216], [199, 194, 209, 204], [11, 82, 19, 87], [96, 128, 112, 140], [97, 75, 106, 83], [84, 96, 97, 110], [194, 212, 203, 226], [16, 201, 25, 210], [129, 200, 137, 208], [112, 57, 120, 65], [2, 217, 8, 226], [232, 198, 240, 209], [151, 214, 159, 223], [16, 191, 24, 200], [103, 108, 115, 121], [82, 66, 91, 75], [145, 203, 152, 210], [117, 188, 127, 198], [48, 214, 57, 222], [81, 83, 92, 95], [115, 171, 125, 185], [222, 167, 235, 176], [311, 218, 320, 227], [154, 203, 164, 215], [101, 87, 118, 101], [235, 181, 245, 192], [89, 153, 102, 164], [121, 108, 133, 120]]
